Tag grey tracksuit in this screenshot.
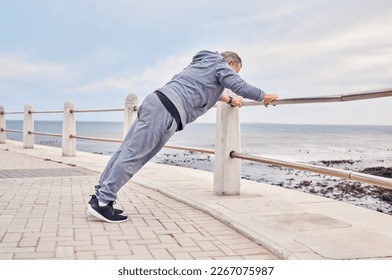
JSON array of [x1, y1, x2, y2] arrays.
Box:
[[96, 50, 265, 204]]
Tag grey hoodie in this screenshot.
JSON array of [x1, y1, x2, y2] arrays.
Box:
[[157, 50, 265, 127]]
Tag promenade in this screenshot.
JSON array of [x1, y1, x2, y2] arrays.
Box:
[[1, 140, 392, 260]]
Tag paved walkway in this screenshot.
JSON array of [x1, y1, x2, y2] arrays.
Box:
[[0, 144, 277, 260], [1, 140, 392, 260]]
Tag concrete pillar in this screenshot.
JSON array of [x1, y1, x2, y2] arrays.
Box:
[[62, 100, 76, 156], [23, 104, 34, 149], [213, 89, 241, 195], [123, 94, 139, 139], [0, 106, 5, 144]]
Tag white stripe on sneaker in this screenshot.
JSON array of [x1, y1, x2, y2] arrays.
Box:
[[87, 205, 128, 223]]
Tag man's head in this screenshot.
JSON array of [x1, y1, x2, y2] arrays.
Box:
[[221, 51, 242, 73]]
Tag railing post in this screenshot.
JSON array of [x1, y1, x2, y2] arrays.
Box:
[[123, 94, 139, 139], [213, 89, 241, 195], [62, 100, 76, 156], [23, 104, 34, 149], [0, 106, 5, 144]]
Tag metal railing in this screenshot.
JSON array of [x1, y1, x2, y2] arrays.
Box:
[[1, 89, 392, 194], [230, 152, 392, 190], [70, 108, 126, 113], [231, 89, 392, 189], [0, 110, 23, 134], [0, 107, 65, 140], [243, 89, 392, 106], [69, 134, 123, 143]]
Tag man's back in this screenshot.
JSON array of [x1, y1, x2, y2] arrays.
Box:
[[158, 50, 263, 126]]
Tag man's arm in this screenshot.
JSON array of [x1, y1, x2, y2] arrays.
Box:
[[216, 60, 264, 101], [220, 93, 278, 107], [216, 59, 279, 106]]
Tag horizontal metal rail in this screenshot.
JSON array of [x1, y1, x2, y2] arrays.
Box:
[[29, 110, 63, 114], [243, 89, 392, 107], [28, 131, 62, 137], [70, 108, 125, 113], [1, 128, 23, 133], [230, 152, 392, 190], [69, 134, 123, 143], [1, 111, 24, 115], [164, 145, 215, 154], [69, 134, 215, 154], [2, 109, 128, 114]]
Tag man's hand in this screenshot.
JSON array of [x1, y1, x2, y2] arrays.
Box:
[[263, 93, 279, 107], [231, 96, 243, 107], [220, 94, 243, 107]]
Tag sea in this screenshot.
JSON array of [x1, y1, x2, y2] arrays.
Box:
[[4, 120, 392, 213]]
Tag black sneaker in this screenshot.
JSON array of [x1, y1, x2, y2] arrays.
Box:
[[88, 201, 128, 223], [88, 194, 124, 215]]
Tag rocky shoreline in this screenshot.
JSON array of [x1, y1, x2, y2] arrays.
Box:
[[291, 164, 392, 215], [155, 152, 392, 215]]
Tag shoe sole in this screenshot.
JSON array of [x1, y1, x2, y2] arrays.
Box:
[[87, 205, 128, 223], [88, 202, 124, 215]]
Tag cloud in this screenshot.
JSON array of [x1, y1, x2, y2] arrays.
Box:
[[0, 53, 72, 83], [235, 15, 392, 96], [71, 51, 194, 96]]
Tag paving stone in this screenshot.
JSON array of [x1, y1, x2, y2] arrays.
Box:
[[0, 148, 278, 260]]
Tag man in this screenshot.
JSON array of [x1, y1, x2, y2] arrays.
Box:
[[88, 50, 279, 223]]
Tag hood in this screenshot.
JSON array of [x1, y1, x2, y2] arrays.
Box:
[[192, 50, 221, 62]]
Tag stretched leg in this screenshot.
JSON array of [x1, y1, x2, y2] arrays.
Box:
[[97, 93, 176, 204], [95, 108, 143, 195]]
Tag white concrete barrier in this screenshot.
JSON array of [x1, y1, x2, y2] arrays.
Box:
[[213, 89, 241, 195], [23, 104, 34, 149], [0, 106, 5, 144], [62, 100, 76, 156]]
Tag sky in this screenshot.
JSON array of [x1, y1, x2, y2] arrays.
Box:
[[1, 0, 391, 125]]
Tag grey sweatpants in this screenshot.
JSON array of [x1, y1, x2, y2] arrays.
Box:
[[95, 93, 177, 204]]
